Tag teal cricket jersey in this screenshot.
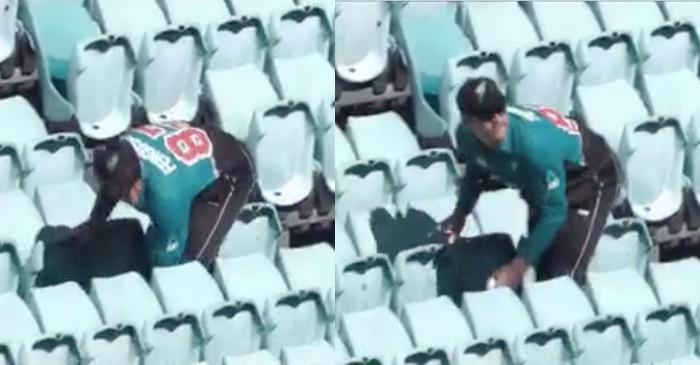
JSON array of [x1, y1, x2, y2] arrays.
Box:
[[124, 122, 219, 266], [455, 105, 585, 264]]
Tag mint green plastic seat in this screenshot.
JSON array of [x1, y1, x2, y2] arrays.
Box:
[[336, 254, 395, 315], [345, 111, 420, 168], [0, 0, 18, 63], [218, 202, 283, 260], [392, 244, 442, 312], [525, 2, 601, 44], [647, 258, 700, 320], [595, 2, 664, 34], [588, 217, 652, 274], [473, 189, 529, 247], [224, 350, 280, 365], [158, 0, 231, 30], [93, 0, 168, 53]]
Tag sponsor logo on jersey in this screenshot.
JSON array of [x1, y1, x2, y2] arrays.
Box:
[[126, 136, 177, 175]]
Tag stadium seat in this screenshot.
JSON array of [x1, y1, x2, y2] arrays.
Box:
[[509, 40, 577, 113], [92, 0, 169, 54], [687, 118, 700, 209], [336, 158, 395, 216], [461, 1, 540, 73], [524, 1, 602, 44], [24, 133, 95, 228], [0, 0, 18, 64], [224, 350, 281, 365], [277, 243, 334, 300], [399, 296, 474, 352], [0, 144, 43, 295], [639, 20, 700, 75], [392, 244, 441, 312], [585, 268, 697, 364], [215, 252, 289, 311], [67, 34, 136, 140], [0, 291, 81, 365], [575, 31, 639, 88], [595, 1, 665, 34], [647, 258, 700, 319], [157, 0, 232, 30], [218, 202, 283, 260], [334, 125, 357, 190], [90, 272, 214, 365], [263, 289, 330, 357], [345, 111, 421, 168], [394, 148, 460, 222], [136, 25, 205, 123], [268, 6, 333, 118], [28, 281, 141, 365], [336, 222, 360, 267], [641, 68, 700, 136], [345, 204, 395, 257], [665, 2, 700, 31], [439, 51, 508, 145], [588, 217, 652, 274], [334, 2, 391, 84], [336, 254, 394, 314], [150, 261, 224, 315], [226, 0, 295, 25], [618, 118, 685, 222], [280, 341, 334, 365], [316, 98, 334, 192], [522, 276, 635, 365], [473, 189, 529, 246], [462, 287, 576, 365], [339, 306, 413, 363], [203, 15, 279, 141], [249, 101, 315, 207], [0, 96, 47, 155]]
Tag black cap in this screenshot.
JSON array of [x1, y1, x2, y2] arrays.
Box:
[[93, 138, 140, 200], [456, 77, 506, 121]]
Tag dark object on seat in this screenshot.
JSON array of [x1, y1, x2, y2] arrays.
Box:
[[370, 207, 444, 262], [435, 233, 515, 307], [35, 218, 150, 291]]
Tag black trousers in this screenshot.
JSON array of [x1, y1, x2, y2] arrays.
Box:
[[182, 128, 255, 267], [535, 125, 622, 284]]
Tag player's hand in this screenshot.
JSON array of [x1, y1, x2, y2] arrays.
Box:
[[440, 221, 457, 244], [492, 257, 528, 289]]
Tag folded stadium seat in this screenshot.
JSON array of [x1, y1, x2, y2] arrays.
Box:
[[248, 101, 316, 207], [66, 35, 136, 140], [334, 2, 391, 85], [595, 2, 665, 35], [224, 350, 280, 365], [157, 0, 232, 30], [336, 254, 395, 314], [574, 32, 650, 154], [263, 289, 331, 357], [0, 144, 43, 295], [90, 272, 217, 365], [136, 25, 205, 123], [345, 111, 421, 168], [0, 96, 47, 154], [151, 261, 267, 365], [280, 341, 334, 365], [0, 291, 82, 365], [617, 118, 685, 222], [439, 51, 508, 145], [340, 306, 451, 365], [267, 6, 332, 119], [634, 21, 700, 135], [523, 1, 602, 45], [215, 252, 289, 311], [92, 0, 169, 57], [23, 133, 94, 228], [585, 268, 697, 364], [28, 281, 141, 365], [203, 15, 279, 142], [588, 217, 652, 274], [277, 242, 334, 300], [217, 202, 283, 260], [509, 40, 577, 113], [394, 148, 460, 223], [335, 158, 395, 219], [647, 258, 700, 320], [665, 2, 700, 32], [226, 0, 295, 27], [394, 1, 473, 139], [23, 0, 100, 125], [461, 1, 540, 74], [462, 287, 577, 365], [522, 276, 635, 365], [472, 189, 529, 247], [392, 244, 441, 312]]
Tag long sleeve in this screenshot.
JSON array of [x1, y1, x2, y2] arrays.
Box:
[[88, 185, 120, 225], [456, 161, 487, 215]]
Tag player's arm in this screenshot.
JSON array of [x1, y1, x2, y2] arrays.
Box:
[[70, 182, 120, 240], [446, 159, 489, 240], [517, 162, 568, 264]]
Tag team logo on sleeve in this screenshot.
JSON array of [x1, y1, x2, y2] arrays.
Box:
[[545, 170, 560, 191]]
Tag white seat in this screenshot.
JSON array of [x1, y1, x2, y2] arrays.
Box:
[[218, 202, 282, 260], [588, 217, 652, 274], [215, 252, 289, 311], [339, 307, 413, 363], [93, 0, 168, 54], [0, 0, 18, 63], [345, 111, 421, 168], [527, 1, 602, 44], [278, 243, 334, 297], [596, 2, 664, 34], [473, 189, 529, 246], [0, 96, 48, 157], [158, 0, 231, 30]]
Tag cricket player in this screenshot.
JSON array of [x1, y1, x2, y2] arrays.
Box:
[[443, 77, 621, 288]]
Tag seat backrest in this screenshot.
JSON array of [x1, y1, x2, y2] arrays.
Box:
[[577, 32, 639, 87], [0, 144, 21, 193], [24, 133, 86, 189], [597, 1, 664, 34], [530, 1, 601, 43], [215, 252, 289, 310], [270, 6, 331, 60], [473, 189, 529, 246], [227, 0, 294, 21], [151, 261, 225, 315], [94, 0, 168, 53], [400, 296, 474, 351], [206, 16, 269, 71], [345, 112, 421, 165], [264, 289, 328, 356], [278, 243, 334, 295], [337, 254, 394, 314], [336, 159, 395, 214], [28, 281, 103, 337], [462, 287, 534, 341], [0, 292, 42, 343], [586, 268, 659, 323], [395, 149, 459, 205], [224, 350, 281, 365], [0, 0, 18, 61], [393, 244, 442, 310], [340, 306, 413, 360], [640, 21, 700, 75], [589, 218, 652, 274], [219, 203, 282, 260], [334, 2, 391, 68], [648, 258, 700, 310], [522, 276, 596, 329], [90, 271, 164, 327], [158, 0, 231, 29]]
